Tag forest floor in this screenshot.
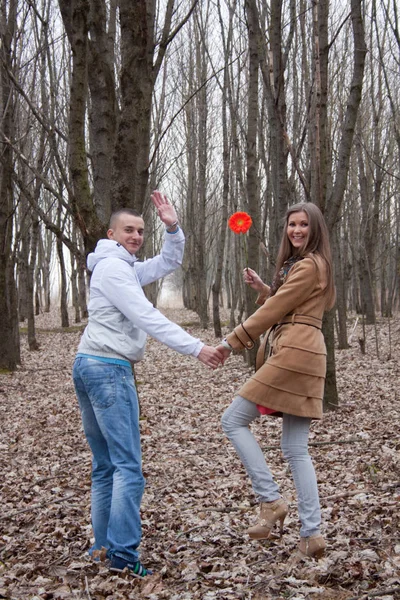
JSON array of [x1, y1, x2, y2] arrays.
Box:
[[0, 306, 400, 600]]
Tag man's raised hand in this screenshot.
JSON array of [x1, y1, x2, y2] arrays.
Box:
[[150, 190, 178, 227]]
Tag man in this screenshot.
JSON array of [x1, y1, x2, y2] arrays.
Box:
[[73, 191, 222, 577]]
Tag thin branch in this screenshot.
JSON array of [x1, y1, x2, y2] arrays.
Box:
[[153, 0, 199, 80], [189, 505, 253, 514], [347, 587, 400, 600], [2, 58, 68, 144], [262, 437, 364, 451], [1, 493, 77, 520], [148, 52, 245, 168], [321, 489, 371, 501], [176, 524, 205, 538], [327, 11, 351, 51], [166, 0, 199, 47], [85, 576, 92, 600], [27, 474, 68, 490], [348, 316, 359, 343]]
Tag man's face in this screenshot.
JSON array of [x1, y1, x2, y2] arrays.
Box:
[[107, 214, 145, 255]]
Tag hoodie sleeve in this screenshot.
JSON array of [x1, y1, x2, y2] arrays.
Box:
[[98, 258, 204, 357], [134, 227, 185, 287]]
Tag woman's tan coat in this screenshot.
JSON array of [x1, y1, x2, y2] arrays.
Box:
[[226, 255, 330, 419]]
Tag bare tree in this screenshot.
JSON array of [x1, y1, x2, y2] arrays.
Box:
[[212, 0, 234, 338], [323, 0, 367, 409], [0, 0, 20, 369], [180, 7, 211, 328]]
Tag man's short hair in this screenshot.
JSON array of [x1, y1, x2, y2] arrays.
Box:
[[109, 208, 142, 229]]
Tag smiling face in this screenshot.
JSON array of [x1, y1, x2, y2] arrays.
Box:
[[107, 213, 145, 255], [286, 210, 309, 251]]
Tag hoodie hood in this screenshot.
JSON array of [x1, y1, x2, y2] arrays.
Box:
[[87, 239, 138, 272]]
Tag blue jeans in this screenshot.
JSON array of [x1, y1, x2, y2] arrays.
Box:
[[221, 396, 321, 537], [73, 356, 145, 561]]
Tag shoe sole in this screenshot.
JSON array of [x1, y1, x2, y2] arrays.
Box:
[[296, 548, 326, 561], [109, 566, 147, 579], [248, 533, 272, 540]]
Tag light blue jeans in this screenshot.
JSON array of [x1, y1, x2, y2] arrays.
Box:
[[221, 395, 321, 537], [73, 356, 145, 561]]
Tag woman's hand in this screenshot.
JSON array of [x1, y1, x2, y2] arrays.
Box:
[[243, 268, 266, 293]]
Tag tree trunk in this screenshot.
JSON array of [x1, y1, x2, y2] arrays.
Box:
[[87, 0, 117, 225], [181, 14, 210, 328], [356, 136, 376, 324], [326, 0, 368, 229], [309, 0, 330, 208], [27, 217, 40, 350], [39, 228, 52, 313], [323, 0, 367, 411], [243, 0, 261, 365], [195, 25, 209, 330], [0, 0, 20, 370], [58, 0, 104, 253], [212, 3, 232, 338], [248, 0, 290, 262], [333, 224, 349, 349], [18, 229, 29, 323], [78, 254, 88, 319], [111, 0, 156, 212], [57, 237, 70, 328], [358, 252, 376, 324], [322, 309, 338, 410], [70, 252, 81, 323]]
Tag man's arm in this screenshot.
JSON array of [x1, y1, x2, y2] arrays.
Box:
[[100, 260, 223, 368], [135, 191, 184, 286]]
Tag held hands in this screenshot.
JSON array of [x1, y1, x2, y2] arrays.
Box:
[[150, 190, 178, 227], [197, 345, 225, 370], [216, 345, 231, 366]]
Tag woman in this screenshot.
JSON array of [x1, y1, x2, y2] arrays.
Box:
[[218, 202, 335, 559]]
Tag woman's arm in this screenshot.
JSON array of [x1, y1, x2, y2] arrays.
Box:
[[243, 268, 271, 305], [227, 258, 318, 351]]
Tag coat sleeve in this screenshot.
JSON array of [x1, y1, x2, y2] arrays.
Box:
[[226, 258, 318, 351], [255, 284, 271, 306]]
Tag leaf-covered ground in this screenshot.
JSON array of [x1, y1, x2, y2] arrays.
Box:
[[1, 308, 400, 599]]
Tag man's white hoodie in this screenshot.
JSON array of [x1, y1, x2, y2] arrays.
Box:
[[77, 228, 204, 362]]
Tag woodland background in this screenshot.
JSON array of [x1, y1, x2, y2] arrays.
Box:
[[0, 0, 400, 406], [1, 0, 400, 597]]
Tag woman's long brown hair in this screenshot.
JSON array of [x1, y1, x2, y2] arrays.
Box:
[[273, 202, 336, 310]]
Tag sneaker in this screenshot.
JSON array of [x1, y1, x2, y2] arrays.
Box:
[[109, 555, 152, 578]]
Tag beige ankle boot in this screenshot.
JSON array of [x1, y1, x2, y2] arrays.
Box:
[[247, 498, 288, 540], [298, 534, 326, 559]]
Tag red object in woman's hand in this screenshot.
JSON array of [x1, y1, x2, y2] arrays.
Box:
[[228, 212, 252, 234]]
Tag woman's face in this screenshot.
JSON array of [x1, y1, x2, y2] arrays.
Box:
[[286, 211, 309, 251]]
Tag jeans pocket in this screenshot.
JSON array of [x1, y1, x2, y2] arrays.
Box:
[[82, 365, 117, 409]]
